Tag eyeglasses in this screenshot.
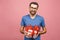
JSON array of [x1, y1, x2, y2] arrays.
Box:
[[30, 7, 38, 9]]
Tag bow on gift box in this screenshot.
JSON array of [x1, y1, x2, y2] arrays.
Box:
[[33, 25, 40, 39], [24, 25, 34, 38]]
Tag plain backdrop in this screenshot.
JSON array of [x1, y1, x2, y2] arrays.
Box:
[[0, 0, 60, 40]]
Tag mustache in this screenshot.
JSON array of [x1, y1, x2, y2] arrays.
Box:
[[30, 11, 36, 12]]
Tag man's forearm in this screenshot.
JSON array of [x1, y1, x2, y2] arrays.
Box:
[[20, 26, 24, 34], [20, 30, 24, 34], [39, 27, 47, 35], [39, 30, 46, 35]]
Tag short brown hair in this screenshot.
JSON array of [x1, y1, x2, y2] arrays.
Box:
[[29, 2, 39, 8]]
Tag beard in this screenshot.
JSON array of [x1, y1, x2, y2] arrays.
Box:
[[30, 11, 36, 16]]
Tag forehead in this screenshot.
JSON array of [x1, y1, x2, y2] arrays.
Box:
[[31, 4, 37, 8]]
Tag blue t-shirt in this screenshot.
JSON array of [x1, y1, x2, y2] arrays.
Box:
[[20, 14, 45, 40]]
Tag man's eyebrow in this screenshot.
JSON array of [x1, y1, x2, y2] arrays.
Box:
[[31, 7, 37, 9]]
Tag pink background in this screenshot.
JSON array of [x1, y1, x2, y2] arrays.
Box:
[[0, 0, 60, 40]]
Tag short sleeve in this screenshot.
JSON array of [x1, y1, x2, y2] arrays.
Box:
[[20, 17, 25, 26], [41, 17, 45, 27]]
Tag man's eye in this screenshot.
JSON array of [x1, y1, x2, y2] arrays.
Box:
[[31, 7, 37, 9]]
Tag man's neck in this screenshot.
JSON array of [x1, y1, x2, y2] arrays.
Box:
[[30, 14, 36, 19]]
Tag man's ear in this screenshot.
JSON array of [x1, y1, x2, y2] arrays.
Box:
[[37, 7, 38, 10]]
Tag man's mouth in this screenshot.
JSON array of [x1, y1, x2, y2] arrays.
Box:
[[31, 11, 35, 12], [30, 11, 36, 14], [32, 11, 34, 13]]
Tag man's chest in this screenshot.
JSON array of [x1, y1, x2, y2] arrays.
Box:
[[24, 18, 42, 26]]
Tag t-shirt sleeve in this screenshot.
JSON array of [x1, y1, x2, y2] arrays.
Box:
[[41, 17, 45, 27], [20, 17, 25, 26]]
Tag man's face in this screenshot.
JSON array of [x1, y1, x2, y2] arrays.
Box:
[[29, 4, 38, 15]]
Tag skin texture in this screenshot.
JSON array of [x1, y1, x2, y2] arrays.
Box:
[[20, 3, 47, 36]]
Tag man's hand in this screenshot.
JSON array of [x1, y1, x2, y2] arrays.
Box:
[[20, 26, 33, 38], [33, 34, 38, 39], [24, 31, 33, 38], [33, 31, 41, 39]]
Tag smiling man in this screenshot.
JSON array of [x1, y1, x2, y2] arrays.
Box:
[[20, 2, 47, 40]]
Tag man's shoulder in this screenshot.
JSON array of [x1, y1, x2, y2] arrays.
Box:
[[22, 14, 29, 19], [37, 14, 44, 19]]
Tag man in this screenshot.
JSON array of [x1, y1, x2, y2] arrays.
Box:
[[20, 2, 47, 40]]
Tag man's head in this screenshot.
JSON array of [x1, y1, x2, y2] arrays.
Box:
[[29, 2, 39, 16]]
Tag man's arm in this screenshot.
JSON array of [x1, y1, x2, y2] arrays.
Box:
[[20, 26, 24, 34], [20, 26, 30, 37], [39, 27, 47, 35], [39, 17, 47, 35]]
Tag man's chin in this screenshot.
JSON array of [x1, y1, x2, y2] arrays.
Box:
[[31, 13, 36, 16], [30, 12, 36, 15]]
